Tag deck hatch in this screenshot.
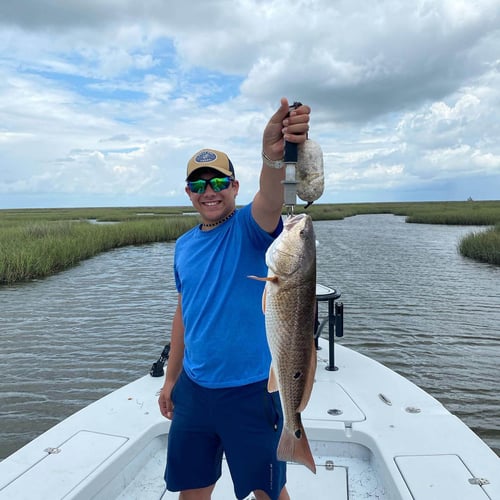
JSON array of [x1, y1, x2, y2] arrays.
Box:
[[395, 454, 490, 499], [286, 463, 347, 498], [303, 382, 365, 422], [0, 430, 128, 499], [212, 460, 348, 499]]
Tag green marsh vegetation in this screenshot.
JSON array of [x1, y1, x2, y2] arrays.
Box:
[[458, 224, 500, 265], [402, 201, 500, 265], [302, 200, 500, 265], [1, 200, 499, 284], [0, 207, 198, 284], [302, 200, 500, 225]]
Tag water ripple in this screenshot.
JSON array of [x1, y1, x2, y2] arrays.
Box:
[[1, 217, 499, 459]]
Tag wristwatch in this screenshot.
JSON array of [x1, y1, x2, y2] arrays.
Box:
[[262, 150, 284, 169]]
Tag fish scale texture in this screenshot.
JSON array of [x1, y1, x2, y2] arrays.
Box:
[[266, 278, 316, 431], [264, 213, 317, 436]]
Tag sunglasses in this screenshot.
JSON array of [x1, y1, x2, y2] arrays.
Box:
[[187, 176, 233, 194]]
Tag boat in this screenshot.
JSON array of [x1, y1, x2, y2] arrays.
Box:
[[0, 284, 498, 500]]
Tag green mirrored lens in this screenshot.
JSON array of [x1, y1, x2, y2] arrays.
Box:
[[188, 179, 207, 193], [209, 177, 231, 192], [187, 177, 231, 194]]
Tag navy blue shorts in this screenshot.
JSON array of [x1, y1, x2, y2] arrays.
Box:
[[165, 370, 287, 499]]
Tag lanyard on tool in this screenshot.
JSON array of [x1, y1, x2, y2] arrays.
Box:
[[282, 101, 302, 216]]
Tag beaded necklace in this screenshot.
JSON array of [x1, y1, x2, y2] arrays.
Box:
[[201, 209, 236, 229]]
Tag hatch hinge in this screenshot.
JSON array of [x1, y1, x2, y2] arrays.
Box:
[[44, 447, 61, 454], [469, 477, 490, 486]]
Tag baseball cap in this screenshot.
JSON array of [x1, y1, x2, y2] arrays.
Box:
[[186, 149, 235, 180]]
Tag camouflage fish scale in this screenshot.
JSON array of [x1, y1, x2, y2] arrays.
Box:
[[266, 274, 316, 434], [264, 213, 317, 444]]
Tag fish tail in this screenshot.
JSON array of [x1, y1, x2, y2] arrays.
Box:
[[277, 424, 316, 474]]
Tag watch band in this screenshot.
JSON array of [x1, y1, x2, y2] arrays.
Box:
[[262, 151, 284, 169]]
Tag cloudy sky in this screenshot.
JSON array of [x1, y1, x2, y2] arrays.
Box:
[[1, 0, 499, 208]]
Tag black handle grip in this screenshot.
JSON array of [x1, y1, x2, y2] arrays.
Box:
[[283, 101, 302, 163], [284, 141, 298, 163]]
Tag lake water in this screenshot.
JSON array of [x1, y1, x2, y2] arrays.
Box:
[[0, 214, 499, 459]]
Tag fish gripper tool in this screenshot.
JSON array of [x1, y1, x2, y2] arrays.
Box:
[[283, 101, 302, 216]]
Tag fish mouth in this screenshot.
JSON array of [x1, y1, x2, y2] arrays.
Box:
[[285, 213, 307, 226]]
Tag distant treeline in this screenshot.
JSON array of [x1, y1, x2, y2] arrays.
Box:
[[1, 200, 499, 284]]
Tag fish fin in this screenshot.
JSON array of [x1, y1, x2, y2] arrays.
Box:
[[247, 275, 278, 314], [247, 275, 278, 282], [267, 365, 279, 392], [277, 423, 316, 474], [297, 338, 317, 412]]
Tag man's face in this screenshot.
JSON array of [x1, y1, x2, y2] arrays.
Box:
[[185, 170, 239, 224]]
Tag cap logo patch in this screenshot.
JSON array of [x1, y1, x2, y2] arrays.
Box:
[[195, 151, 217, 163]]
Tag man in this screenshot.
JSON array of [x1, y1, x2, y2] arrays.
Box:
[[158, 98, 311, 500]]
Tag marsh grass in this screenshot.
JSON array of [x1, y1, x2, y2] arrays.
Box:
[[302, 200, 500, 225], [0, 206, 190, 225], [303, 200, 500, 265], [459, 224, 500, 265], [1, 200, 499, 284], [0, 215, 198, 284]]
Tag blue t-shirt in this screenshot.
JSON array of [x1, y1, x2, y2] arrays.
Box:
[[174, 203, 282, 388]]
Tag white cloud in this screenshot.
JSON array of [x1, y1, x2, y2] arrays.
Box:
[[0, 0, 499, 207]]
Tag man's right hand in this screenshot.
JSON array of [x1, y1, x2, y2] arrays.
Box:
[[158, 382, 174, 420]]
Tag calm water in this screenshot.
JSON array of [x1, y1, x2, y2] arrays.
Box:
[[0, 214, 499, 459]]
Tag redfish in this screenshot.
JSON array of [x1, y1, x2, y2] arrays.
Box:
[[251, 213, 317, 473]]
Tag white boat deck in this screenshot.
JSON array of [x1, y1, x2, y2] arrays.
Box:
[[1, 339, 498, 499]]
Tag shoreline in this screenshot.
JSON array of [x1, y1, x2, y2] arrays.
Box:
[[1, 201, 499, 284]]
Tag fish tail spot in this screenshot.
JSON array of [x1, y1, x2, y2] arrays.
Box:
[[293, 371, 302, 380], [295, 429, 302, 439]]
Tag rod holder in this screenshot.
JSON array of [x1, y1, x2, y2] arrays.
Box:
[[150, 342, 171, 377], [315, 285, 342, 371]]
